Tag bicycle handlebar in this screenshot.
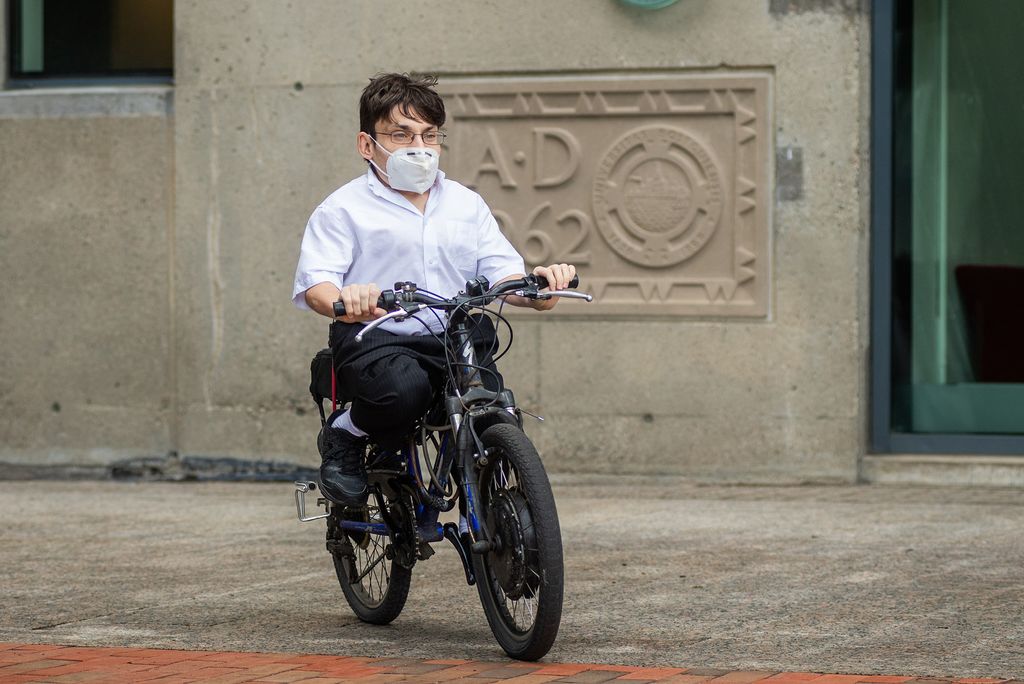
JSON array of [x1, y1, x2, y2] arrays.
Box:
[[533, 273, 579, 291], [332, 273, 580, 319]]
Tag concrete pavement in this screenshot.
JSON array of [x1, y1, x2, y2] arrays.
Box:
[[1, 478, 1022, 678]]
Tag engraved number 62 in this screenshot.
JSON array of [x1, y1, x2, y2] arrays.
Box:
[[493, 203, 592, 267]]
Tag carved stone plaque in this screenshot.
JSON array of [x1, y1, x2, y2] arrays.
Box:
[[439, 73, 772, 317]]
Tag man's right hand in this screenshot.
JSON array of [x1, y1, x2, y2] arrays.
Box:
[[336, 283, 388, 323], [302, 281, 389, 322]]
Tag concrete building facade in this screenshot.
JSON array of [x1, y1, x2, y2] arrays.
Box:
[[2, 0, 1015, 485]]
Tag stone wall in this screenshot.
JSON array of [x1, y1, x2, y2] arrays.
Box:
[[1, 0, 870, 482], [0, 89, 174, 467]]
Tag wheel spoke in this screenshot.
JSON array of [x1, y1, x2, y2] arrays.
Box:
[[483, 455, 543, 634], [474, 427, 563, 656], [503, 587, 539, 632], [340, 504, 396, 605], [355, 547, 386, 584], [370, 537, 387, 599]]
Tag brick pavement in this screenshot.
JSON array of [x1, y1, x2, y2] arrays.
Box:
[[0, 644, 1015, 684]]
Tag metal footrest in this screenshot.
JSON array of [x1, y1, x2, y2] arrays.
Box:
[[294, 480, 331, 522]]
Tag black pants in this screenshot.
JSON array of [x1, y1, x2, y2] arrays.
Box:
[[328, 317, 502, 447]]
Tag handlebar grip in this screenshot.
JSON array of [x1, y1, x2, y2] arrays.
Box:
[[332, 290, 396, 318], [534, 274, 579, 290]]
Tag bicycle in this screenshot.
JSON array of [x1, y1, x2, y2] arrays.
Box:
[[294, 273, 590, 660]]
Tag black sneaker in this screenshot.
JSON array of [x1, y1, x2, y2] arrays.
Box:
[[317, 426, 369, 506]]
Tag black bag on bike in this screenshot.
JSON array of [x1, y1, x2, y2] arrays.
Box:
[[310, 347, 341, 426]]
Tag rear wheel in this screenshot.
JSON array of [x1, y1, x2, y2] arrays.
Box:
[[471, 424, 563, 661], [326, 495, 412, 625]]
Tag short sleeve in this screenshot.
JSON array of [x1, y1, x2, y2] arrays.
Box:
[[291, 205, 354, 309], [474, 197, 525, 286]]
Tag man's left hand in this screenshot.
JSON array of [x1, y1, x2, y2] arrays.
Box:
[[531, 263, 577, 311]]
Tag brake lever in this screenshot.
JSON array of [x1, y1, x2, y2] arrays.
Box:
[[512, 289, 593, 303], [543, 290, 593, 302], [354, 304, 428, 342]]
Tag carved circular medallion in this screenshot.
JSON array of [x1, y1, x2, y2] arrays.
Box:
[[593, 126, 723, 268]]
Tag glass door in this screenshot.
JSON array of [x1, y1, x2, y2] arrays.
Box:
[[885, 0, 1024, 447]]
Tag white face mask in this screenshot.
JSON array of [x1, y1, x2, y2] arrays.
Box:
[[369, 137, 440, 194]]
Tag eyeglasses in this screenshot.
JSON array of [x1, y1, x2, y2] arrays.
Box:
[[374, 130, 447, 145]]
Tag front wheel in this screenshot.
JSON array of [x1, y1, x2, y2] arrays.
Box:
[[472, 424, 563, 661]]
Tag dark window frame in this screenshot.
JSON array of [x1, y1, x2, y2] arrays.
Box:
[[870, 0, 1024, 455], [5, 0, 173, 88]]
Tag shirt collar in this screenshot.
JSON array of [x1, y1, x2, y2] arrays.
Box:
[[364, 166, 446, 213]]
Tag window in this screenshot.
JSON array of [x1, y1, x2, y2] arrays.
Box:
[[8, 0, 172, 84], [873, 0, 1024, 452]]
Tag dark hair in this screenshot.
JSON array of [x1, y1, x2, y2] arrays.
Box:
[[359, 73, 446, 136]]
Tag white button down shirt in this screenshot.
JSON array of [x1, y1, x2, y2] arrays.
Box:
[[292, 168, 526, 335]]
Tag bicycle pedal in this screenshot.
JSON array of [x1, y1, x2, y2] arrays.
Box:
[[471, 539, 492, 554], [294, 480, 331, 522]]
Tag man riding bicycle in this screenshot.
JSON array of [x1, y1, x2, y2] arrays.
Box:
[[292, 72, 577, 507]]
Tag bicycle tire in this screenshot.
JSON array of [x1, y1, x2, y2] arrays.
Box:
[[471, 423, 563, 660], [327, 501, 412, 625]]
